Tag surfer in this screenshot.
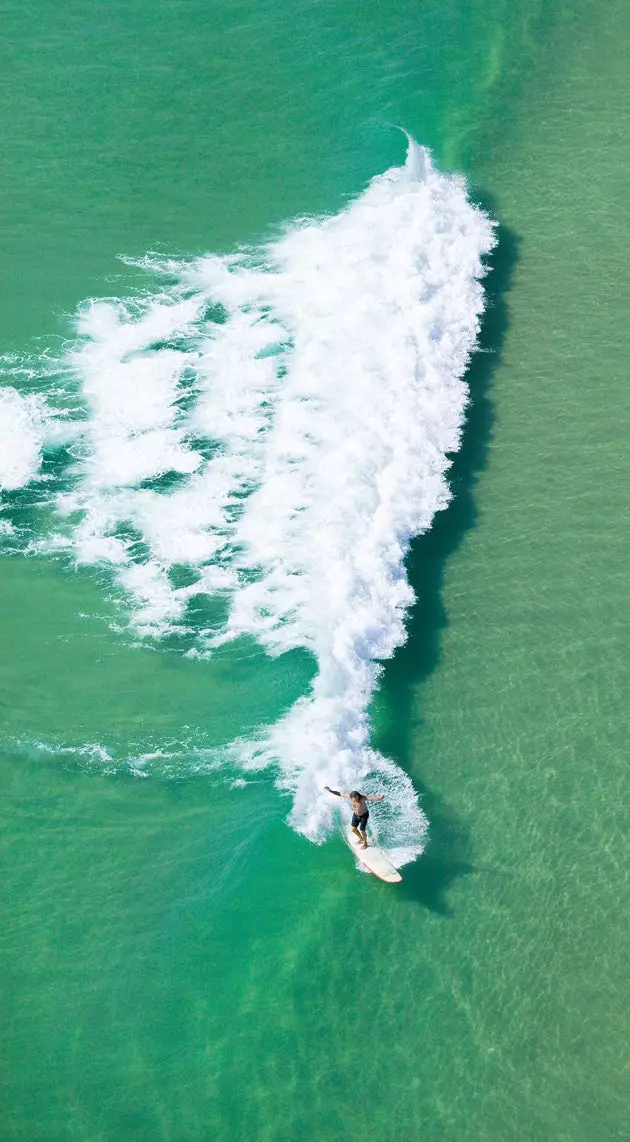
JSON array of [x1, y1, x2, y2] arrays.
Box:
[[324, 786, 384, 849]]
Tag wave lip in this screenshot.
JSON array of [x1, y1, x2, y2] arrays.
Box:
[[1, 140, 495, 866]]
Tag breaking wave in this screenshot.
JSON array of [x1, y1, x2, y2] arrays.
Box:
[[0, 139, 495, 864]]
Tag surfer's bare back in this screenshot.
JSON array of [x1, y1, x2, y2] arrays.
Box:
[[324, 786, 385, 849]]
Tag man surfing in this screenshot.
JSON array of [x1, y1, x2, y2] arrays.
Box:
[[324, 786, 385, 849]]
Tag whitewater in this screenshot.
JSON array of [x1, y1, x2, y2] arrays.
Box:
[[0, 140, 495, 865]]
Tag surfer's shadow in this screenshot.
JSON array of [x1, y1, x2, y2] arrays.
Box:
[[393, 783, 512, 915], [396, 855, 511, 916]]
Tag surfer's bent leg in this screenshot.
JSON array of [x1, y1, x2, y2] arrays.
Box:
[[357, 811, 369, 849], [350, 812, 365, 846]]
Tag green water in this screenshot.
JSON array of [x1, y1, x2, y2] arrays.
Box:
[[2, 1, 630, 1139]]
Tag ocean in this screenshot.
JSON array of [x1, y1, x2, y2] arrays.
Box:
[[1, 1, 629, 1139]]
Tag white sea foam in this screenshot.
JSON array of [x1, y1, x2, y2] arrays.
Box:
[[1, 140, 495, 864], [0, 387, 47, 491]]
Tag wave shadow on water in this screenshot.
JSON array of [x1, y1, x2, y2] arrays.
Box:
[[374, 211, 519, 913]]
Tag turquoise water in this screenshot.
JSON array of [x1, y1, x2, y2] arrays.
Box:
[[2, 1, 630, 1139]]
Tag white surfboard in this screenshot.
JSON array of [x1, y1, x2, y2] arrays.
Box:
[[346, 827, 402, 883]]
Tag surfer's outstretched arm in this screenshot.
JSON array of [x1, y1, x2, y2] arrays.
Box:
[[324, 787, 384, 801]]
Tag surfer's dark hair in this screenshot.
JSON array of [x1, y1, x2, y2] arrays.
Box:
[[350, 790, 363, 800]]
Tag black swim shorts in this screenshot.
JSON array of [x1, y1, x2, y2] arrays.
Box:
[[351, 810, 369, 832]]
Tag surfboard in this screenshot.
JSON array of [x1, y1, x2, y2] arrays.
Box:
[[346, 827, 402, 883]]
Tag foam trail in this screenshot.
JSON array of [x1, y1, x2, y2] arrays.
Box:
[[2, 140, 495, 864]]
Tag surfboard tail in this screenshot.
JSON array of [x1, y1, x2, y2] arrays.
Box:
[[346, 828, 403, 883]]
